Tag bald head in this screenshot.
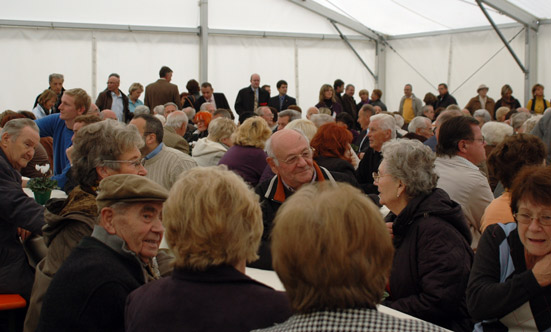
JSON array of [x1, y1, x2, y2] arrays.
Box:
[[266, 129, 314, 190], [100, 109, 117, 121], [250, 73, 260, 89]]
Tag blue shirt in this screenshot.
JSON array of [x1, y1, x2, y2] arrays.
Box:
[[35, 114, 73, 176], [111, 91, 124, 122], [128, 99, 144, 113]]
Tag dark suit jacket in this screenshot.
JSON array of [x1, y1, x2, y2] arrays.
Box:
[[234, 86, 269, 115], [268, 94, 297, 112], [95, 89, 131, 123], [342, 94, 358, 120], [194, 92, 231, 111], [144, 79, 181, 109]]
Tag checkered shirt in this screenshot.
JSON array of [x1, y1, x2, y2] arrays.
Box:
[[252, 308, 447, 332]]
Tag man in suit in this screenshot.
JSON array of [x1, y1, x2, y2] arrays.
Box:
[[33, 73, 65, 114], [95, 73, 131, 123], [144, 66, 182, 110], [194, 82, 230, 111], [234, 73, 269, 116], [268, 80, 297, 112]]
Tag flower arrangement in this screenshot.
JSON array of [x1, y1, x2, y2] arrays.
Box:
[[27, 164, 58, 192]]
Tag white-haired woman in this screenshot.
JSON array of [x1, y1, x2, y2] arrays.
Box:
[[376, 139, 473, 331]]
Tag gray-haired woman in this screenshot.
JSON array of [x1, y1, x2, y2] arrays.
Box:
[[375, 139, 474, 331]]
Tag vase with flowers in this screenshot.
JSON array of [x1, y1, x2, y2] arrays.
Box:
[[27, 164, 58, 205]]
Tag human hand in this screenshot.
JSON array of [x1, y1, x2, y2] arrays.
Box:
[[386, 222, 394, 238], [18, 228, 31, 242], [532, 253, 551, 287]]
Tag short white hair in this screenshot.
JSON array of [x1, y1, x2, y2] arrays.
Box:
[[183, 107, 196, 120], [370, 114, 396, 139], [166, 112, 189, 129], [473, 109, 491, 124], [408, 116, 431, 133], [153, 105, 165, 115], [310, 114, 334, 128], [481, 121, 513, 146], [154, 114, 166, 126]]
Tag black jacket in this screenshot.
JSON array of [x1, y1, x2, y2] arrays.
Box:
[[355, 147, 382, 195], [434, 93, 458, 110], [234, 86, 270, 115], [268, 94, 297, 112], [38, 233, 145, 332], [382, 188, 473, 332], [0, 149, 44, 300], [251, 164, 358, 270], [194, 92, 231, 111]]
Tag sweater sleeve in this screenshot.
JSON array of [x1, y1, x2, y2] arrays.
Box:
[[466, 224, 542, 321]]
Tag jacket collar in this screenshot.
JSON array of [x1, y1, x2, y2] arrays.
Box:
[[272, 161, 325, 203]]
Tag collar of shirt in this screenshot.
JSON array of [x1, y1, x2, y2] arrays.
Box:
[[145, 142, 164, 160], [455, 155, 479, 170]]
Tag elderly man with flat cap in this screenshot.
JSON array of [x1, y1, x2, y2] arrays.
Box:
[[37, 174, 168, 332]]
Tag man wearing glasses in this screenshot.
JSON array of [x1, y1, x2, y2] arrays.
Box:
[[251, 129, 357, 270], [434, 115, 493, 250]]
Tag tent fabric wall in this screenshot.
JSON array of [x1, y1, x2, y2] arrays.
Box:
[[0, 23, 549, 116], [385, 26, 526, 113]]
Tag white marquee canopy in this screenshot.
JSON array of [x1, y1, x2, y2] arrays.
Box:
[[2, 0, 551, 114]]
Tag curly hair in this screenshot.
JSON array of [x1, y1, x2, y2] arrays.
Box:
[[488, 134, 545, 189], [71, 121, 144, 187], [381, 139, 438, 198]]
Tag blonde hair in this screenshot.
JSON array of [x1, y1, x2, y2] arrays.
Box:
[[163, 166, 263, 270], [232, 116, 271, 149], [272, 182, 394, 313], [207, 117, 237, 142], [285, 119, 318, 141]]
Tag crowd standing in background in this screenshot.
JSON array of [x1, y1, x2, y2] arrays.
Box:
[[2, 67, 551, 332]]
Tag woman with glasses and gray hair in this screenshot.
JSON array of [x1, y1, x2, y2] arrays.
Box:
[[24, 120, 148, 331], [375, 139, 473, 331], [468, 165, 551, 331]]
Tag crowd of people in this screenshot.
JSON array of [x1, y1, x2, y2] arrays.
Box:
[[2, 66, 551, 331]]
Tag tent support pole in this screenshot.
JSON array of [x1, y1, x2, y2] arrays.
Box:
[[477, 0, 527, 74], [330, 21, 377, 81], [199, 0, 208, 83]]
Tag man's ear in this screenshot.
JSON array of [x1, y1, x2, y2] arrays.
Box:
[[77, 106, 86, 116], [100, 207, 117, 234], [146, 134, 157, 146], [0, 133, 10, 148], [457, 139, 468, 154], [267, 157, 279, 175]]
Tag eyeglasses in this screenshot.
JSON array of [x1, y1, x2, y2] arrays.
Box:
[[514, 213, 551, 226], [103, 158, 146, 168], [470, 136, 485, 144], [279, 148, 314, 164], [372, 171, 390, 183]]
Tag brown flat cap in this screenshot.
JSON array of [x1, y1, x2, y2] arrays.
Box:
[[96, 174, 168, 210]]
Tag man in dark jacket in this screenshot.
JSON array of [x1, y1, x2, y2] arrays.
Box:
[[234, 73, 270, 115], [268, 80, 297, 112], [434, 83, 458, 109], [37, 174, 168, 331], [251, 129, 357, 270], [194, 82, 231, 111], [0, 119, 45, 303], [95, 73, 131, 123]]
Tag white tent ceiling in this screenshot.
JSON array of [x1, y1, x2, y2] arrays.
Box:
[[1, 0, 551, 113]]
